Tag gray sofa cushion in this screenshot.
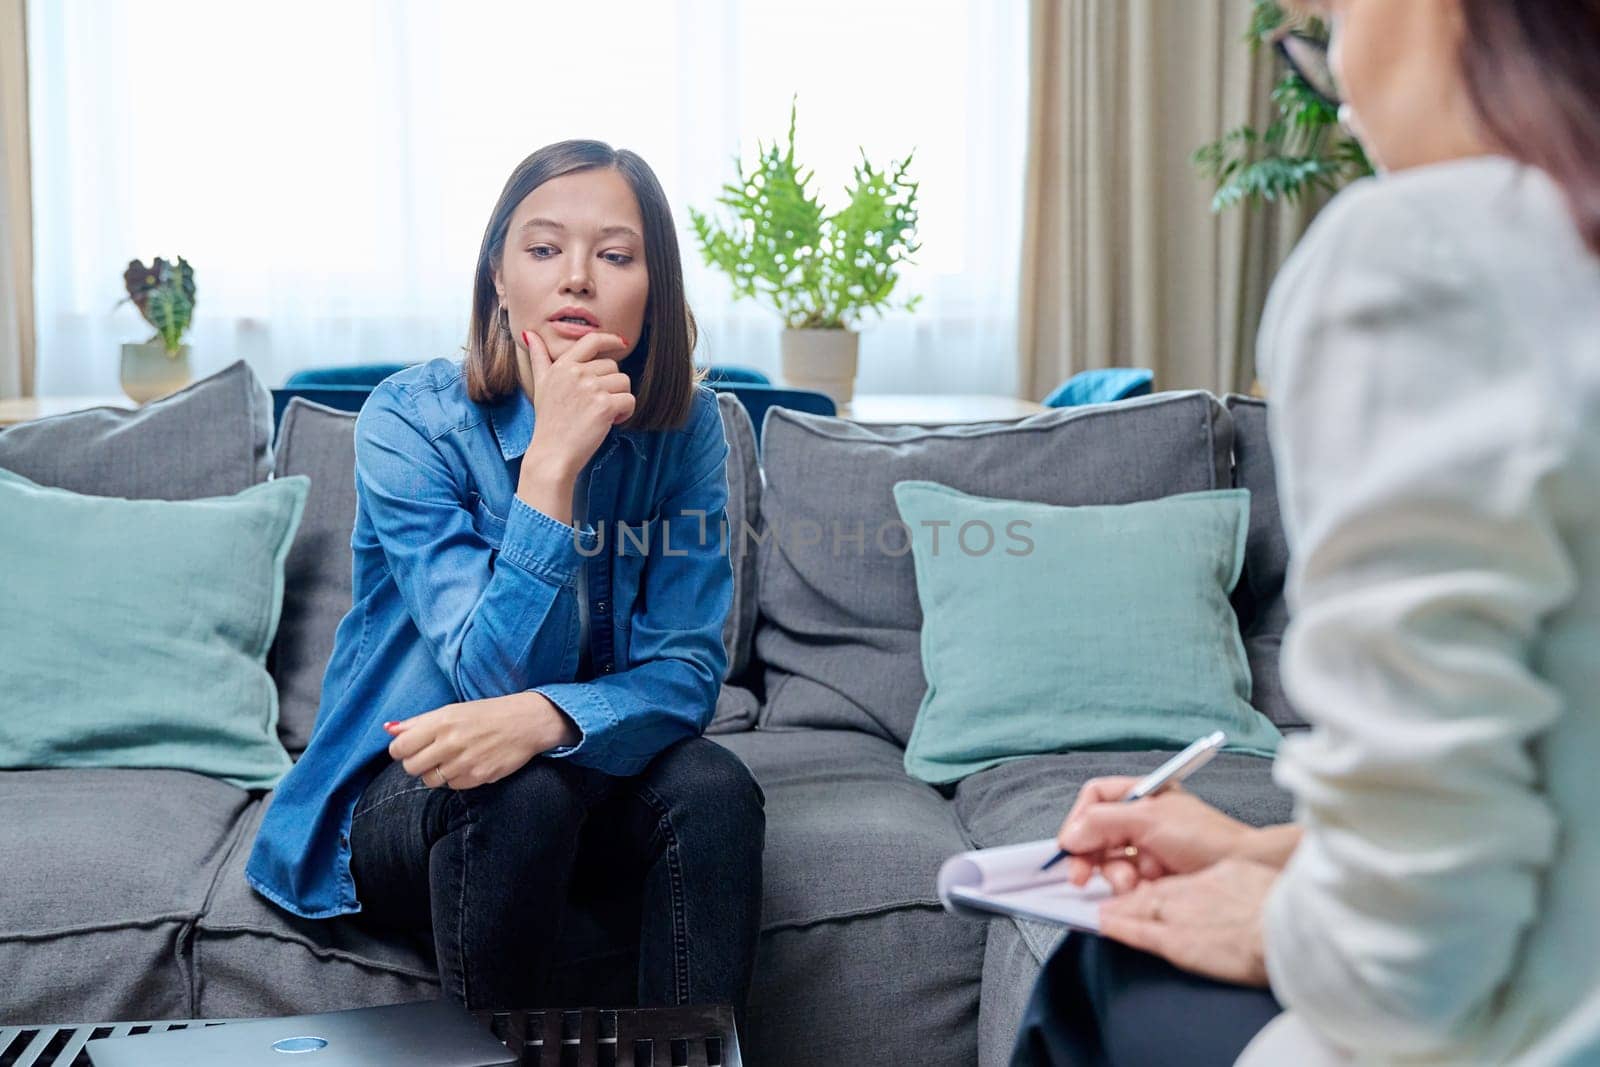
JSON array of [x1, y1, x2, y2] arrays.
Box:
[[198, 795, 440, 982], [754, 393, 1235, 745], [193, 796, 442, 1016], [711, 728, 971, 927], [708, 394, 763, 734], [0, 360, 272, 499], [194, 933, 438, 1019], [1224, 395, 1302, 728], [269, 400, 360, 755], [712, 728, 985, 1067], [708, 683, 761, 736], [716, 392, 761, 687], [0, 768, 253, 1023], [953, 749, 1291, 856], [978, 915, 1059, 1067], [746, 909, 985, 1067]]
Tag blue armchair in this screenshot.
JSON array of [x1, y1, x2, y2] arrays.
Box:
[[284, 363, 413, 388], [708, 382, 835, 450], [271, 386, 375, 438], [289, 362, 772, 388], [698, 364, 772, 386]]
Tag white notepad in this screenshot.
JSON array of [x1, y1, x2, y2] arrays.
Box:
[[938, 838, 1112, 931]]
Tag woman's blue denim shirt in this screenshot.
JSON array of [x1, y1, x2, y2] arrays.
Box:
[[246, 358, 733, 919]]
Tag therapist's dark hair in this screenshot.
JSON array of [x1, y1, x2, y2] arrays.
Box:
[[1458, 0, 1600, 257], [464, 140, 702, 430]]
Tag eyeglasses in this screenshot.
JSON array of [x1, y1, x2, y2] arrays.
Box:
[[1273, 30, 1341, 110]]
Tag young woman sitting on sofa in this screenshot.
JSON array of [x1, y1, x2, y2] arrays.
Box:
[[244, 141, 766, 1018], [1013, 0, 1600, 1063]]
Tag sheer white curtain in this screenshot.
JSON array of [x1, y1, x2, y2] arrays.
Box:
[[27, 0, 1028, 397]]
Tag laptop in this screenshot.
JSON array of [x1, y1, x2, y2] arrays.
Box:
[[86, 999, 519, 1067]]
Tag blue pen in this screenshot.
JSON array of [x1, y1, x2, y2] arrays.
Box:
[[1039, 731, 1228, 872]]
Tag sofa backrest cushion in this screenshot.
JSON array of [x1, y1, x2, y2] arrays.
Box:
[[1223, 395, 1303, 728], [753, 392, 1236, 746], [269, 393, 768, 752], [0, 360, 273, 499], [269, 399, 361, 755], [716, 391, 762, 687]]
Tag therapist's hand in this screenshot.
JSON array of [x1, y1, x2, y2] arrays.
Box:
[[1056, 777, 1254, 893], [1097, 858, 1277, 988], [383, 692, 579, 791]]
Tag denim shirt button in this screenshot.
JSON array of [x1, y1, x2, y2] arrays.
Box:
[[601, 664, 614, 674], [596, 600, 608, 614]]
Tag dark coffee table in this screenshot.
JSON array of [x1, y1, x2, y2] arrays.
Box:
[[0, 1004, 739, 1066]]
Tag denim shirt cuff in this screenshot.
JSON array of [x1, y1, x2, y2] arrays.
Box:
[[531, 681, 617, 764], [499, 495, 600, 586]]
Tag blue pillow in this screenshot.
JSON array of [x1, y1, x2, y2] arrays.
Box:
[[892, 481, 1281, 784]]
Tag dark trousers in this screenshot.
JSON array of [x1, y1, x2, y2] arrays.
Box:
[[348, 736, 765, 1016], [1011, 932, 1282, 1067]]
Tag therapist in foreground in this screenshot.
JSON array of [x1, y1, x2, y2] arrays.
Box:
[[1013, 0, 1600, 1063]]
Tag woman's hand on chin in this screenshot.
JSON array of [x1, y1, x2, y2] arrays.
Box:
[[1096, 858, 1278, 988], [382, 692, 581, 790]]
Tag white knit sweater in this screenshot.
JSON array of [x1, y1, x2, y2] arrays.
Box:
[[1241, 156, 1600, 1066]]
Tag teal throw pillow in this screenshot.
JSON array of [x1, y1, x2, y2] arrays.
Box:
[[0, 468, 309, 789], [892, 481, 1281, 784]]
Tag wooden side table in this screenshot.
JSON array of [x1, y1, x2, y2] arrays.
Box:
[[0, 396, 136, 428]]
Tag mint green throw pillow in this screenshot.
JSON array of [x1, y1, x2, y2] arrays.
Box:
[[892, 481, 1281, 784], [0, 468, 309, 790]]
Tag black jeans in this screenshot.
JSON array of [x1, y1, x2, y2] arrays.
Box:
[[347, 736, 765, 1016], [1010, 933, 1282, 1067]]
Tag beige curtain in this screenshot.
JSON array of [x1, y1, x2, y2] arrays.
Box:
[[0, 0, 33, 399], [1018, 0, 1323, 400]]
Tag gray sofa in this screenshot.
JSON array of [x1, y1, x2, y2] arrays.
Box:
[[0, 361, 1298, 1066]]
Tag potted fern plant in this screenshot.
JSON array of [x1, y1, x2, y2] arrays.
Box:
[[117, 256, 196, 403], [1193, 1, 1373, 213], [690, 99, 921, 406]]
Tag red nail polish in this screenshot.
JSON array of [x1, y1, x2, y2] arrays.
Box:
[[521, 330, 530, 347], [383, 721, 398, 730]]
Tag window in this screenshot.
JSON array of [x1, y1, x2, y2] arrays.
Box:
[[28, 0, 1028, 395]]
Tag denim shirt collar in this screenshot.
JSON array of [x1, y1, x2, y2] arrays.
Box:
[[488, 388, 646, 464]]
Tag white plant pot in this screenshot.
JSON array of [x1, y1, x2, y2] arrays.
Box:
[[120, 342, 192, 404], [779, 328, 860, 408]]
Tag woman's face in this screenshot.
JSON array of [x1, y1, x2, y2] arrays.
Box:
[[494, 167, 649, 372], [1322, 0, 1491, 171]]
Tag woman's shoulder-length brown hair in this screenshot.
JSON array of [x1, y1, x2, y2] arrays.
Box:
[[464, 140, 705, 431], [1457, 0, 1600, 259]]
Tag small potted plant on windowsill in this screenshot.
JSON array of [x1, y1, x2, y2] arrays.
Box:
[[690, 98, 921, 407], [117, 256, 196, 403]]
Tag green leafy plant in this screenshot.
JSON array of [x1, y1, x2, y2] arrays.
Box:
[[690, 98, 922, 330], [1194, 1, 1373, 213], [118, 257, 196, 356]]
